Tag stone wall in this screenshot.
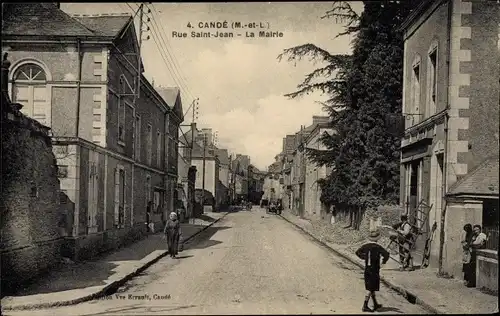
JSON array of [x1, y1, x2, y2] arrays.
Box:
[[1, 104, 64, 296]]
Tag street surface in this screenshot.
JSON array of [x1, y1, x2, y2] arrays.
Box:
[[5, 208, 427, 315]]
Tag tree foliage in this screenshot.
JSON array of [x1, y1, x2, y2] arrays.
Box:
[[279, 1, 420, 224]]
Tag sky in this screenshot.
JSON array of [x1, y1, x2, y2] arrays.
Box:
[[62, 2, 363, 171]]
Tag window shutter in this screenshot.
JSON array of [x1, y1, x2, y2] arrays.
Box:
[[114, 168, 120, 226], [123, 170, 127, 226]]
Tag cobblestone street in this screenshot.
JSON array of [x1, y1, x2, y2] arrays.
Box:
[[5, 208, 427, 315]]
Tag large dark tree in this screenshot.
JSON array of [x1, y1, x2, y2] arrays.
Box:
[[278, 1, 420, 229]]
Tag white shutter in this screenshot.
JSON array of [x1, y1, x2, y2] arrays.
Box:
[[114, 168, 120, 226], [93, 161, 99, 227], [88, 159, 93, 227]]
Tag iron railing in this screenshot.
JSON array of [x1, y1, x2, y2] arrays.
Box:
[[483, 226, 499, 251]]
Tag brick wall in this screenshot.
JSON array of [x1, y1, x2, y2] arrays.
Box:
[[1, 114, 63, 295]]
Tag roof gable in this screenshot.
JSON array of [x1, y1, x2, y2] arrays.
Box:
[[215, 148, 229, 165], [156, 87, 183, 122], [72, 14, 131, 38]]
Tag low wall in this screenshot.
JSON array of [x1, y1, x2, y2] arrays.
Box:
[[476, 249, 498, 293], [1, 107, 63, 296]]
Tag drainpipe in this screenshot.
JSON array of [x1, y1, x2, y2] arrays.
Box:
[[438, 0, 453, 275], [75, 39, 83, 138]]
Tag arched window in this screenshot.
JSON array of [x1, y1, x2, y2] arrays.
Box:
[[12, 63, 48, 124]]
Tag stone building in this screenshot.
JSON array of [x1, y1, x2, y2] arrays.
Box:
[[399, 0, 499, 281], [289, 116, 330, 217], [2, 3, 183, 260], [303, 121, 334, 221]]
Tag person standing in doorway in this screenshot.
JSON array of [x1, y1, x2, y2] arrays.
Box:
[[356, 230, 390, 312], [467, 224, 487, 287]]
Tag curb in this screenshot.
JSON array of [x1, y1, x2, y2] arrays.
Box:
[[2, 212, 229, 312], [278, 213, 443, 315]]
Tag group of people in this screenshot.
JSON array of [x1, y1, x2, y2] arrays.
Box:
[[462, 224, 487, 287]]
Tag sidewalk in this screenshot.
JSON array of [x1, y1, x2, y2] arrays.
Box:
[[280, 210, 498, 314], [1, 211, 228, 311]]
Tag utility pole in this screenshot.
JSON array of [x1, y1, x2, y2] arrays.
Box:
[[189, 98, 199, 162], [137, 3, 144, 99], [201, 134, 207, 212]]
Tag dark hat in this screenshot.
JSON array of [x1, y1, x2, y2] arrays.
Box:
[[369, 230, 381, 241]]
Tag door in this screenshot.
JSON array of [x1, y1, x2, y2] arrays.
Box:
[[299, 183, 305, 217], [87, 152, 99, 233]]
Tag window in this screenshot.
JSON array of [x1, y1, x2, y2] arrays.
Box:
[[114, 166, 126, 228], [12, 63, 48, 125], [153, 190, 162, 214], [165, 132, 169, 169], [118, 78, 126, 144], [412, 63, 421, 123], [135, 115, 141, 160], [157, 129, 162, 168], [146, 175, 152, 206], [147, 124, 152, 165], [87, 155, 99, 232], [428, 48, 438, 116]]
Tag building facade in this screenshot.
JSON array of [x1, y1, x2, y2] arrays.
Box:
[[216, 148, 230, 207], [400, 0, 499, 278], [303, 123, 334, 221], [288, 116, 330, 217], [2, 4, 182, 260], [191, 138, 220, 208], [177, 123, 198, 219]]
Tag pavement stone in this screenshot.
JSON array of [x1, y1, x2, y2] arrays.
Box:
[[1, 212, 228, 311], [280, 210, 499, 314]]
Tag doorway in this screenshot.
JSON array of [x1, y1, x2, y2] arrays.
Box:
[[408, 161, 420, 226]]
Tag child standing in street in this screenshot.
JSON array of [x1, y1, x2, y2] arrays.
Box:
[[355, 229, 390, 312]]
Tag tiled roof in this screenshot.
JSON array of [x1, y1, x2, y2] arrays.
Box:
[[2, 3, 98, 37], [156, 87, 180, 110], [215, 148, 229, 165], [2, 4, 132, 39], [448, 157, 499, 197], [72, 14, 131, 38]]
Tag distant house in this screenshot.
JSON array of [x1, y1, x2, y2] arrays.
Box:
[[215, 148, 230, 206], [399, 0, 499, 283], [289, 116, 330, 217], [304, 121, 334, 221]]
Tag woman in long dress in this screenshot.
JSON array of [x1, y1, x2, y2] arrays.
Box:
[[164, 212, 182, 258]]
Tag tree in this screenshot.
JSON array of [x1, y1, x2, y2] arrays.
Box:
[[279, 1, 420, 229]]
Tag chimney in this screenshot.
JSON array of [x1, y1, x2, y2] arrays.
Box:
[[312, 115, 329, 125], [54, 2, 61, 9]]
